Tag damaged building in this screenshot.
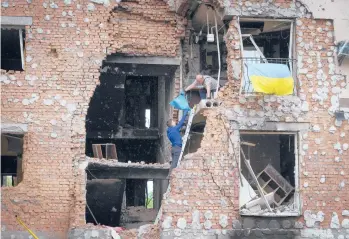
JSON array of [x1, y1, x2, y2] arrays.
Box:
[[1, 0, 349, 239]]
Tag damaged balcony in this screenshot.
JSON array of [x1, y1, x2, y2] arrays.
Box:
[[239, 132, 300, 217]]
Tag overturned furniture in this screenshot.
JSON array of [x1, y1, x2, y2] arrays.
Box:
[[256, 164, 294, 206], [240, 141, 295, 212]]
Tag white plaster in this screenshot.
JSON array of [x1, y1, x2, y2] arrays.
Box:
[[331, 212, 340, 228], [342, 219, 349, 228], [43, 99, 54, 106], [177, 218, 186, 229]]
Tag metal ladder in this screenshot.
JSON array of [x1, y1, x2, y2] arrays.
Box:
[[154, 106, 196, 224], [177, 106, 196, 167]]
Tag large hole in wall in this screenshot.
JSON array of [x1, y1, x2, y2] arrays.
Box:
[[239, 132, 300, 216], [84, 59, 176, 228]]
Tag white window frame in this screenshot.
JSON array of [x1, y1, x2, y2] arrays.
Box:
[[1, 16, 32, 71], [238, 131, 301, 217]]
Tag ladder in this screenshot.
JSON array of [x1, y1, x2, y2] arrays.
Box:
[[177, 106, 196, 167], [154, 106, 196, 224]]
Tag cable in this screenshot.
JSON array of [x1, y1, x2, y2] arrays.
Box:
[[214, 10, 221, 98], [86, 203, 99, 225], [86, 168, 98, 179]]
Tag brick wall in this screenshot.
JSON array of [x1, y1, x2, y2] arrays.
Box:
[[1, 0, 183, 236], [160, 6, 349, 238]]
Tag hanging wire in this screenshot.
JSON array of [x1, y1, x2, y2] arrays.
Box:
[[86, 203, 99, 225]]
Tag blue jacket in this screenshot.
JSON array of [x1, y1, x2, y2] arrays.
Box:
[[167, 110, 189, 147]]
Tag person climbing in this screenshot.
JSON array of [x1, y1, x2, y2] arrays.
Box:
[[184, 74, 220, 100], [167, 110, 189, 169]]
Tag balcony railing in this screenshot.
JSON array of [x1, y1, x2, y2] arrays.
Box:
[[240, 58, 297, 95]]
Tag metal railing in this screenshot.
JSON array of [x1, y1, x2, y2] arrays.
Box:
[[240, 58, 297, 95]]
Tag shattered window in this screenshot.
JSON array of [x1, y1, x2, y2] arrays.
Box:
[[239, 132, 300, 216]]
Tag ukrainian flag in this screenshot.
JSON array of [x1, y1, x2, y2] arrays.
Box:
[[244, 63, 294, 95]]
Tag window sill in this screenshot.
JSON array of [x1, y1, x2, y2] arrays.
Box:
[[240, 210, 301, 217]]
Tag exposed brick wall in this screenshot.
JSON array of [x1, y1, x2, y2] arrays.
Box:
[[1, 0, 183, 236], [161, 110, 239, 231], [108, 0, 187, 56]]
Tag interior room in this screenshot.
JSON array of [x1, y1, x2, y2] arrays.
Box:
[[84, 59, 176, 228], [239, 132, 298, 215]]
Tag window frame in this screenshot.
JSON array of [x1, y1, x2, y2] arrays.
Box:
[[1, 26, 26, 71], [238, 131, 301, 217], [237, 17, 297, 96], [1, 16, 32, 71]]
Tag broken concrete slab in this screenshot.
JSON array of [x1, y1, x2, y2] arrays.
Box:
[[86, 159, 170, 180]]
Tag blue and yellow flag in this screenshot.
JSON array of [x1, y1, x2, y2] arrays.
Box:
[[244, 63, 294, 95]]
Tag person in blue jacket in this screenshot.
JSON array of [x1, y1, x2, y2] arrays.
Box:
[[166, 110, 189, 169]]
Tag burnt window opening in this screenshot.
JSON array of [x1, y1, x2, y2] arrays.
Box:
[[1, 28, 25, 71], [124, 76, 158, 129], [239, 133, 299, 216], [1, 134, 24, 187]]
